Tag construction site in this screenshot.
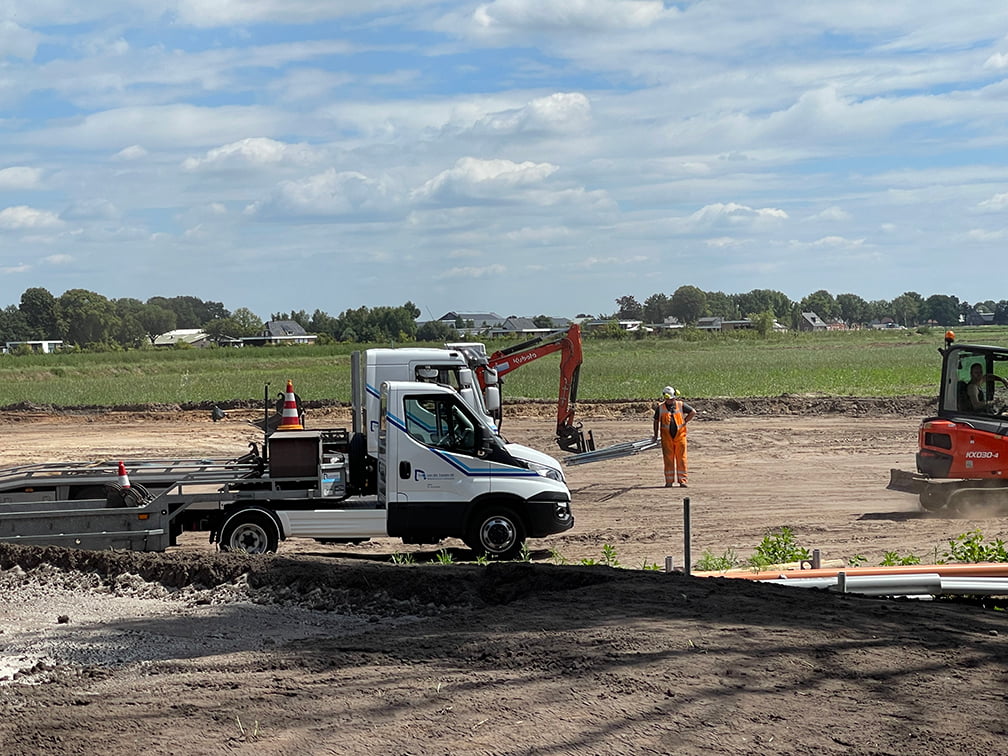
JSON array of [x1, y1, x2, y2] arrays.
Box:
[[0, 393, 1006, 755]]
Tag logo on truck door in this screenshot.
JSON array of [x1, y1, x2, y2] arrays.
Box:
[[414, 469, 455, 481]]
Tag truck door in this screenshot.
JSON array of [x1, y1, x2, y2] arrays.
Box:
[[384, 391, 497, 538]]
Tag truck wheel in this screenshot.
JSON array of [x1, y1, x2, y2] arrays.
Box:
[[219, 511, 279, 554], [467, 507, 526, 560]]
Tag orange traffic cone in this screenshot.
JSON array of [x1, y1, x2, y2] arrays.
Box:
[[117, 461, 131, 489], [277, 379, 303, 431]]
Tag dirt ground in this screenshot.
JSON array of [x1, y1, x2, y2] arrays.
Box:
[[1, 399, 1006, 755]]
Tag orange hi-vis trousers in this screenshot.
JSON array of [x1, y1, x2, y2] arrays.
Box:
[[661, 431, 688, 486], [656, 401, 688, 485]]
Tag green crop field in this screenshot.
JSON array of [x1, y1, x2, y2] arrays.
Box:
[[1, 327, 1005, 407]]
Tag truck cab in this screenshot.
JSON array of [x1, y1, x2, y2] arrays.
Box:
[[356, 348, 566, 486], [378, 381, 573, 558]]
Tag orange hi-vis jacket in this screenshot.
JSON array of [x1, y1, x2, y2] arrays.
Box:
[[655, 400, 688, 439]]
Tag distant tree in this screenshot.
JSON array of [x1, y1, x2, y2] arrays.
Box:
[[995, 301, 1008, 325], [0, 305, 30, 343], [147, 296, 228, 328], [748, 310, 776, 337], [614, 295, 643, 320], [866, 299, 892, 323], [643, 293, 672, 324], [736, 289, 793, 320], [891, 292, 923, 327], [231, 307, 263, 336], [204, 317, 246, 340], [112, 298, 153, 348], [836, 293, 869, 327], [670, 285, 707, 325], [799, 290, 839, 320], [272, 310, 311, 329], [532, 315, 554, 329], [920, 294, 960, 326], [704, 291, 739, 319], [139, 304, 177, 340], [59, 289, 117, 346], [416, 320, 459, 341], [19, 287, 63, 339]]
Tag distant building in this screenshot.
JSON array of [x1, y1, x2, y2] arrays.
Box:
[[2, 340, 65, 354], [242, 320, 317, 346], [152, 329, 212, 348], [798, 312, 827, 332]]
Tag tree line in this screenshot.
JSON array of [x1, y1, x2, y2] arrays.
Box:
[[609, 287, 1006, 329], [0, 287, 433, 350], [1, 285, 1003, 351]]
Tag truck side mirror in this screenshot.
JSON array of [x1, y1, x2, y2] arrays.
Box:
[[484, 386, 500, 413]]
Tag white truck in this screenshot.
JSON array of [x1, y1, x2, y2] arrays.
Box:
[[0, 366, 574, 559]]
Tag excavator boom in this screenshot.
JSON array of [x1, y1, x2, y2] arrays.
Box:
[[452, 324, 594, 453]]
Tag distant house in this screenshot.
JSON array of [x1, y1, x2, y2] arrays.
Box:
[[153, 329, 212, 348], [242, 320, 317, 347], [2, 339, 65, 354], [436, 312, 507, 335], [798, 312, 827, 332]]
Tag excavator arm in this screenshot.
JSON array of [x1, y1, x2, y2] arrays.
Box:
[[481, 324, 594, 453]]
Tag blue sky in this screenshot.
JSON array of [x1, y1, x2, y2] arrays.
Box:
[[3, 1, 1008, 321]]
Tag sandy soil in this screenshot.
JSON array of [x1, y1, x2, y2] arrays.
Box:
[[1, 401, 1006, 755]]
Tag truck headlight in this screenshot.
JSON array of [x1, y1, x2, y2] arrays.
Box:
[[526, 460, 565, 483]]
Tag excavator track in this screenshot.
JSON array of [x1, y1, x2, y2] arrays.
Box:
[[918, 479, 1008, 515]]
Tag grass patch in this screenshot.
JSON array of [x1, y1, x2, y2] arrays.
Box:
[[1, 327, 1003, 406]]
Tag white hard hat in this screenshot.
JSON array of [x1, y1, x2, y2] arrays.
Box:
[[662, 386, 675, 397]]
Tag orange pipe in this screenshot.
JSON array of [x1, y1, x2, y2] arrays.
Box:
[[693, 562, 1008, 581]]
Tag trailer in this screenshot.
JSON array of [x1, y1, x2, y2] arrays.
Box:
[[0, 380, 574, 558]]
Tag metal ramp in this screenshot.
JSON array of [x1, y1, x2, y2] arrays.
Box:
[[563, 438, 658, 466]]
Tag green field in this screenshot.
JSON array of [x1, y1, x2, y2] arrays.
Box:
[[2, 327, 1005, 407]]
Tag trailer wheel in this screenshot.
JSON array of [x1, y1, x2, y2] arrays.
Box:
[[466, 507, 526, 561], [219, 511, 279, 554]]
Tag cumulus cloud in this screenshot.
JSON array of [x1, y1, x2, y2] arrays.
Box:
[[182, 137, 320, 172], [473, 93, 591, 135], [412, 157, 559, 204], [809, 206, 852, 222], [686, 202, 788, 231], [0, 206, 63, 230], [0, 166, 42, 190], [247, 168, 401, 218], [1, 262, 31, 274], [984, 52, 1008, 70], [43, 254, 74, 265]]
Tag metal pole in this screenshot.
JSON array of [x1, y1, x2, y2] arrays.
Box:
[[683, 496, 691, 576], [665, 555, 675, 573]]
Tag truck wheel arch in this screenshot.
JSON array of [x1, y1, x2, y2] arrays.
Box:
[[216, 506, 283, 554], [464, 497, 528, 560]]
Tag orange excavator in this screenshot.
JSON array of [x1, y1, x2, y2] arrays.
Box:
[[889, 330, 1008, 513], [449, 323, 596, 453]]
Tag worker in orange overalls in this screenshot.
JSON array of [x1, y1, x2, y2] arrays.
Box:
[[652, 386, 696, 488]]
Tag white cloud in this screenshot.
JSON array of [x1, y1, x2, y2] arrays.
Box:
[[0, 206, 63, 230], [435, 264, 507, 280], [113, 145, 149, 161], [43, 254, 73, 265], [686, 203, 788, 232], [182, 137, 321, 172], [0, 166, 42, 190], [1, 262, 31, 274], [984, 52, 1008, 70], [0, 20, 41, 60], [473, 93, 591, 135], [247, 168, 402, 218], [809, 206, 852, 222], [472, 0, 669, 33], [412, 158, 559, 204], [978, 193, 1008, 211]]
